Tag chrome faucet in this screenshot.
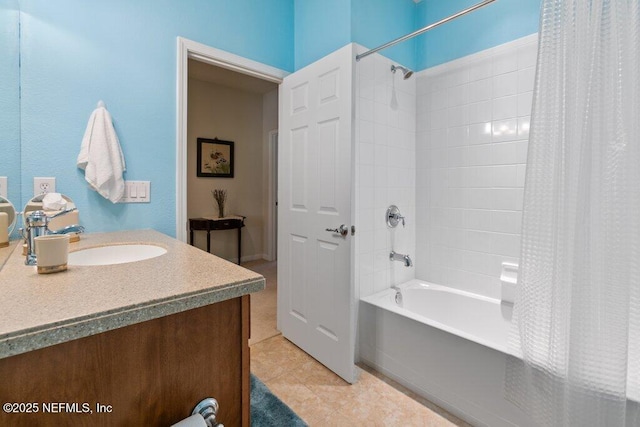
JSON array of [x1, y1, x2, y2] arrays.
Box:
[[386, 205, 406, 228], [391, 285, 403, 305], [390, 251, 413, 267], [23, 209, 85, 266]]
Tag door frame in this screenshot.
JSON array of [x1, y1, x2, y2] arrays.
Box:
[[175, 37, 288, 242], [265, 130, 278, 261]]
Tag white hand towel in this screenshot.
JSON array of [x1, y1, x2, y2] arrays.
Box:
[[42, 192, 67, 211], [77, 101, 126, 203]]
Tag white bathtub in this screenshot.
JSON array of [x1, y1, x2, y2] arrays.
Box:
[[359, 279, 532, 427]]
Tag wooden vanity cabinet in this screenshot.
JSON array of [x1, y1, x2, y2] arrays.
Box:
[[0, 295, 251, 426]]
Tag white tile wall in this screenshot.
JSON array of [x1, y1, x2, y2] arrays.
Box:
[[415, 34, 538, 299], [355, 46, 416, 299]]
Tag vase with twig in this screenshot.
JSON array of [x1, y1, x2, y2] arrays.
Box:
[[212, 189, 227, 218]]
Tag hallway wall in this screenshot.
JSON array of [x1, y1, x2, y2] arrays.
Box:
[[187, 79, 277, 262]]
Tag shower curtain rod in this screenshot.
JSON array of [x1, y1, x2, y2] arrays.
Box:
[[355, 0, 497, 62]]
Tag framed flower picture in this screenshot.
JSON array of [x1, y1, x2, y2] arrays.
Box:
[[197, 137, 234, 178]]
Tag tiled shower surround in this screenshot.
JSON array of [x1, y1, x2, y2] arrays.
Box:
[[355, 35, 537, 300], [415, 34, 538, 299], [355, 46, 417, 299]]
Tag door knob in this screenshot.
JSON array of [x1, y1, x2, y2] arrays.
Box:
[[326, 224, 348, 237]]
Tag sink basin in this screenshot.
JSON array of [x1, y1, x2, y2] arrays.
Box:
[[68, 244, 167, 266]]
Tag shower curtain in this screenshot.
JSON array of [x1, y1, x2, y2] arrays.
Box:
[[507, 0, 640, 426]]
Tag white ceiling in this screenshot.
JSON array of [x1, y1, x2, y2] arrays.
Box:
[[188, 59, 278, 94]]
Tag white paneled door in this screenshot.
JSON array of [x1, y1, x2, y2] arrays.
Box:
[[277, 44, 356, 383]]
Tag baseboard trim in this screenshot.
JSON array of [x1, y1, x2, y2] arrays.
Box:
[[236, 254, 269, 264]]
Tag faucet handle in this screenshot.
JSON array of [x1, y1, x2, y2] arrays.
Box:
[[48, 207, 78, 219], [49, 225, 85, 235], [386, 205, 406, 228]]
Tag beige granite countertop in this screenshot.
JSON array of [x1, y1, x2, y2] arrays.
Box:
[[0, 229, 265, 359]]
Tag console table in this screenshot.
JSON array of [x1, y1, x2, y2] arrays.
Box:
[[189, 215, 246, 265]]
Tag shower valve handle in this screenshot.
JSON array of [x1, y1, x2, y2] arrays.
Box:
[[386, 205, 406, 228]]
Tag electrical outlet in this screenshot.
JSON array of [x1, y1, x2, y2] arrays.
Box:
[[34, 177, 56, 196], [0, 177, 7, 199]]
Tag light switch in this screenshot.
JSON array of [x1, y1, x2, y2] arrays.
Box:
[[117, 181, 150, 203], [138, 182, 146, 198]]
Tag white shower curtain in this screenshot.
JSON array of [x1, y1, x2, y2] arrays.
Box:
[[507, 0, 640, 426]]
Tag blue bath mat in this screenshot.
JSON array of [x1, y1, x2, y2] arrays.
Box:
[[251, 374, 307, 427]]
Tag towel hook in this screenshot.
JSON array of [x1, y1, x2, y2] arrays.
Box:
[[97, 100, 105, 108]]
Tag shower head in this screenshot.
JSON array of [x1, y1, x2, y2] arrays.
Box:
[[391, 64, 413, 80]]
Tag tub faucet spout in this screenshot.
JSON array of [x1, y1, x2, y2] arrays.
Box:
[[390, 251, 413, 267]]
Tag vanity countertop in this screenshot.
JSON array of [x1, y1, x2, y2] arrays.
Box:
[[0, 229, 265, 359]]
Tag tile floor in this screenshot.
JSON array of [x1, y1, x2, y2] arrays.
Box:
[[244, 260, 471, 426], [243, 260, 279, 345]]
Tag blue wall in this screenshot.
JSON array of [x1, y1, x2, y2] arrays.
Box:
[[351, 0, 417, 71], [0, 0, 21, 211], [294, 0, 351, 70], [416, 0, 541, 70], [294, 0, 417, 71], [294, 0, 540, 72], [13, 0, 541, 239], [19, 0, 294, 237]]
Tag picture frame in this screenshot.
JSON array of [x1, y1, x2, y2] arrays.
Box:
[[197, 137, 234, 178]]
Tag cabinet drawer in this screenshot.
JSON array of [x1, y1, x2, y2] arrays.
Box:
[[210, 219, 243, 230]]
